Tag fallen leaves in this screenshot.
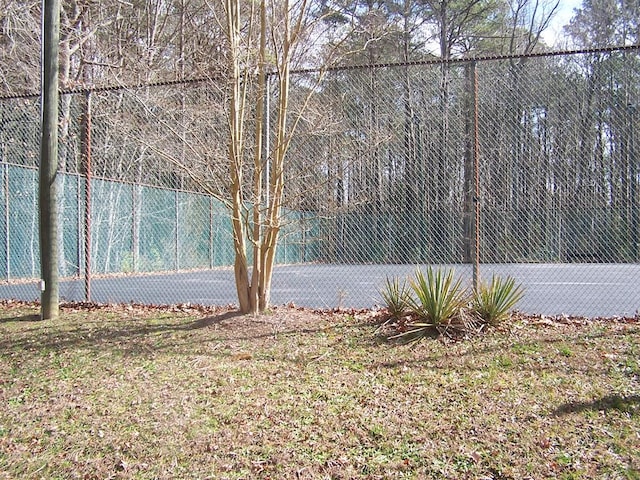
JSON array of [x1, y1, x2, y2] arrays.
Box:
[[0, 301, 639, 479]]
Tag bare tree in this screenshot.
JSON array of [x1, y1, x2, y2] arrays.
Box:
[[222, 0, 318, 313]]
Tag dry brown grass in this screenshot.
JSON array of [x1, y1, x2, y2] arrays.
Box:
[[0, 300, 638, 479]]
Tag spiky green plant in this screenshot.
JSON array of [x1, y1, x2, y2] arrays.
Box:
[[380, 276, 412, 319], [473, 275, 524, 326], [408, 267, 468, 326]]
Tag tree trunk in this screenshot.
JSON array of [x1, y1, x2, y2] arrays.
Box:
[[225, 0, 308, 313], [39, 0, 61, 320]]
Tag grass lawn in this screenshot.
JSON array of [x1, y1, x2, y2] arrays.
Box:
[[0, 300, 638, 479]]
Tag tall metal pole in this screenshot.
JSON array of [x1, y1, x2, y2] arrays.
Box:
[[4, 165, 10, 282], [39, 0, 60, 319], [82, 91, 92, 302], [472, 61, 481, 292], [629, 103, 638, 260]]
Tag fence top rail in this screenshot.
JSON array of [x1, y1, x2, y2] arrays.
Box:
[[1, 44, 638, 101], [298, 43, 640, 75]]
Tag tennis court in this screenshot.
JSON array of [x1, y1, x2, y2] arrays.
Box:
[[0, 263, 638, 317]]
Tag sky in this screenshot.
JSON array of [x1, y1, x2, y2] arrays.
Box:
[[542, 0, 583, 46]]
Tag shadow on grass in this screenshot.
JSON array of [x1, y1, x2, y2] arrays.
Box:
[[0, 311, 243, 355], [183, 313, 240, 330], [553, 394, 640, 416], [0, 313, 42, 324], [0, 309, 371, 357]]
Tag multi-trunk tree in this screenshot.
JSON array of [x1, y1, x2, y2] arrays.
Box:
[[223, 0, 322, 313]]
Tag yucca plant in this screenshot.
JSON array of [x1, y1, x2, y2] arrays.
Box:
[[380, 276, 412, 319], [473, 275, 524, 326], [408, 266, 468, 326]]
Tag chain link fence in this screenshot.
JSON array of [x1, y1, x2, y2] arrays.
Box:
[[0, 47, 638, 316]]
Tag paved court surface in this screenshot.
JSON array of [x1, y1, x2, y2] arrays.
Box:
[[0, 263, 638, 317]]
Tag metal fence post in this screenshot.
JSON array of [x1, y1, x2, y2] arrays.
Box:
[[472, 61, 481, 292], [175, 190, 179, 271], [464, 61, 481, 291], [3, 164, 9, 282], [132, 184, 139, 273], [75, 172, 81, 277], [81, 90, 92, 301], [209, 197, 214, 269], [629, 103, 638, 260]]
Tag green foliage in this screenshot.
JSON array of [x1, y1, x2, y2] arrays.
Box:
[[379, 276, 411, 319], [473, 275, 524, 326], [380, 269, 526, 341], [408, 267, 468, 326], [558, 344, 574, 357]]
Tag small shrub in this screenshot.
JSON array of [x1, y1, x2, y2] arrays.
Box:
[[408, 266, 468, 326], [379, 276, 411, 319], [473, 275, 524, 326], [382, 269, 524, 342]]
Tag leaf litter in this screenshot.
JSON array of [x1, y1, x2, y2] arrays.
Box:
[[0, 300, 638, 479]]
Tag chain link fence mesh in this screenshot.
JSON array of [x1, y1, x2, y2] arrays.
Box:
[[0, 48, 638, 316]]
